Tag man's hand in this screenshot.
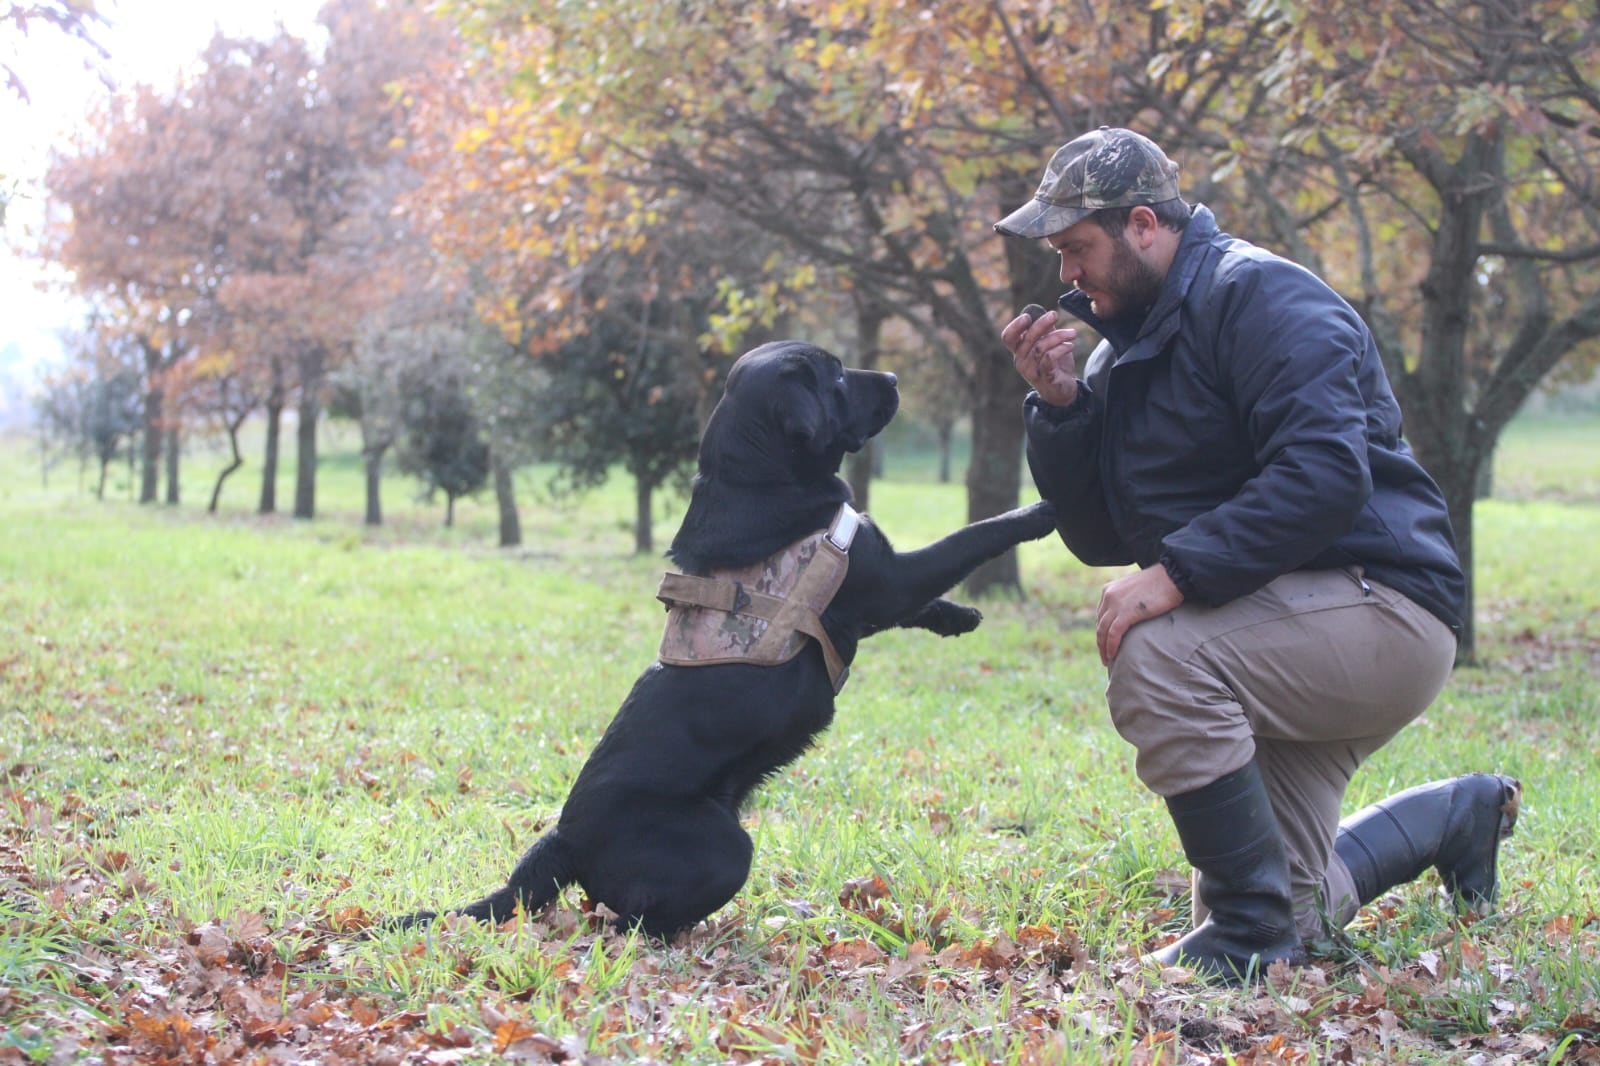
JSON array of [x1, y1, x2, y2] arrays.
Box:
[[1096, 564, 1184, 666], [1002, 306, 1080, 408]]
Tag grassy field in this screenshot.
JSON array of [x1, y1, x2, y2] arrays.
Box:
[[2, 414, 1598, 1064]]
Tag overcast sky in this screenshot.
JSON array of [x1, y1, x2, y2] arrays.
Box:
[[1, 0, 323, 395]]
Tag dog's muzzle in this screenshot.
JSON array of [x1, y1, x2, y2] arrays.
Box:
[[656, 505, 859, 693]]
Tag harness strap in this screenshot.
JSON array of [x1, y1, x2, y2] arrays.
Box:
[[655, 572, 786, 618], [656, 504, 859, 693], [748, 534, 848, 689]]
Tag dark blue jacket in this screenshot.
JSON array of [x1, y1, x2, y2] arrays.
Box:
[[1024, 205, 1465, 633]]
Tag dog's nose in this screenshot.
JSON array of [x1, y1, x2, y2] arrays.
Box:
[[884, 372, 898, 387]]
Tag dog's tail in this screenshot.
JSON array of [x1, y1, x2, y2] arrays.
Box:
[[455, 829, 577, 925], [377, 829, 577, 935]]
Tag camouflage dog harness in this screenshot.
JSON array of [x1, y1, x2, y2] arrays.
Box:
[[656, 504, 860, 693]]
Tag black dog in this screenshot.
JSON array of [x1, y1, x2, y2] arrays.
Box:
[[391, 340, 1057, 938]]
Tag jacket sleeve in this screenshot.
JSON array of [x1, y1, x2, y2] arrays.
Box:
[[1159, 257, 1374, 605], [1024, 387, 1133, 567]]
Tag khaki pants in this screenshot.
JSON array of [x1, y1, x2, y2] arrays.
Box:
[[1104, 568, 1457, 938]]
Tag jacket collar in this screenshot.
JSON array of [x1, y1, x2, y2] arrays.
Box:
[[1055, 204, 1221, 361]]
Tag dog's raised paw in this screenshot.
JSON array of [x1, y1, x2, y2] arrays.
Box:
[[926, 601, 983, 636], [1019, 499, 1058, 538]]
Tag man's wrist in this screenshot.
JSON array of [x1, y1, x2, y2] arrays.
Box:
[[1026, 385, 1089, 420], [1157, 549, 1198, 602]]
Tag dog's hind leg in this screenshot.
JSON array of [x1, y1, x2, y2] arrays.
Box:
[[593, 804, 753, 939]]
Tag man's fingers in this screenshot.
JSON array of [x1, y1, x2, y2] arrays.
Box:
[[1103, 622, 1122, 664], [1097, 613, 1121, 666], [1001, 313, 1033, 347], [1023, 308, 1056, 350], [1095, 592, 1113, 666], [1003, 307, 1058, 350]]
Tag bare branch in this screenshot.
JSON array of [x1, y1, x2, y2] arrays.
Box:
[[989, 0, 1072, 136], [1477, 241, 1600, 263], [1476, 289, 1600, 438]]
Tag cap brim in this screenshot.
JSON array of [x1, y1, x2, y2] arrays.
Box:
[[993, 199, 1094, 240]]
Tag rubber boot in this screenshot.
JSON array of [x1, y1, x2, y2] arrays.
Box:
[[1332, 773, 1521, 919], [1147, 760, 1301, 984]]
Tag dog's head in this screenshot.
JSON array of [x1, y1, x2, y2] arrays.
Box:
[[698, 340, 899, 485]]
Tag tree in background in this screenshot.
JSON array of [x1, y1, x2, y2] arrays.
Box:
[[332, 286, 493, 531], [34, 364, 139, 500], [401, 38, 793, 551], [39, 68, 205, 507], [182, 346, 263, 514], [33, 318, 143, 498], [199, 11, 428, 521], [413, 1, 1163, 595], [531, 290, 708, 555], [1133, 0, 1600, 659], [394, 350, 491, 529], [334, 309, 428, 529], [40, 1, 442, 519], [23, 0, 1599, 658], [459, 314, 549, 549]]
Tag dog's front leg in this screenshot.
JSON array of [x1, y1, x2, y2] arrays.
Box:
[[861, 501, 1056, 626], [863, 597, 982, 638]]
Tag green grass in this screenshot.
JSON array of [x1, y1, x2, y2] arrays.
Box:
[[2, 413, 1598, 1063]]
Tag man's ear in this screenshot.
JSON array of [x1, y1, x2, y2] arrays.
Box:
[[1128, 204, 1160, 248]]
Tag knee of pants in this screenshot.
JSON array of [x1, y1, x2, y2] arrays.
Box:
[[1105, 616, 1187, 731], [1105, 615, 1253, 795], [1105, 614, 1242, 739]]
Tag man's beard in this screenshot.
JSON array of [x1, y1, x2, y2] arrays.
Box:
[[1104, 233, 1166, 319]]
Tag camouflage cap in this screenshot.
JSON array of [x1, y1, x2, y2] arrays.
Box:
[[994, 127, 1181, 240]]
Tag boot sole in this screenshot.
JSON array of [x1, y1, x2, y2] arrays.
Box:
[[1496, 775, 1522, 840]]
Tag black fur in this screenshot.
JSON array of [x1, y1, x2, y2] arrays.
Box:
[[389, 340, 1057, 938]]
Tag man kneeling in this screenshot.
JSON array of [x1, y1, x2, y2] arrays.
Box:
[[995, 126, 1519, 982]]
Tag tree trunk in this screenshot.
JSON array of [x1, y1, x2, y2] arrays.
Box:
[[164, 427, 180, 506], [963, 348, 1028, 597], [634, 476, 654, 555], [846, 441, 874, 511], [958, 217, 1060, 598], [209, 422, 244, 514], [1442, 467, 1478, 672], [846, 300, 886, 510], [493, 453, 521, 548], [361, 438, 385, 521], [1405, 424, 1487, 668], [293, 347, 325, 520], [445, 493, 456, 528], [138, 338, 167, 504], [1396, 133, 1498, 663], [96, 458, 109, 501], [1474, 441, 1495, 500], [259, 360, 284, 515], [140, 380, 162, 505], [937, 421, 953, 484]]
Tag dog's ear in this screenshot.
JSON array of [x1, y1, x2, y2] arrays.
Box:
[[776, 361, 834, 455], [779, 395, 830, 454]]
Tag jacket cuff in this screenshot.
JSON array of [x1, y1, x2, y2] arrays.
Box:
[[1024, 385, 1092, 424], [1157, 548, 1201, 603]]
